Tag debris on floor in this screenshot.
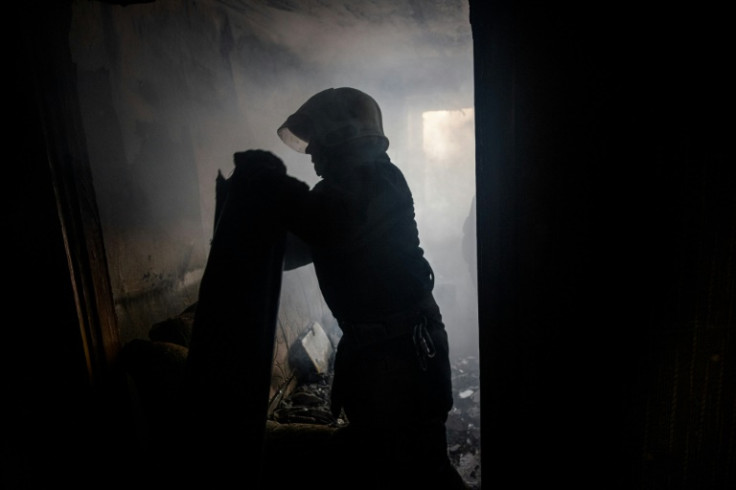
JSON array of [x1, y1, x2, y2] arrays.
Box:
[[271, 372, 338, 426], [447, 355, 481, 489], [269, 352, 482, 489]]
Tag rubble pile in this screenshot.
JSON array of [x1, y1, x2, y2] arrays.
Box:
[[271, 373, 338, 426]]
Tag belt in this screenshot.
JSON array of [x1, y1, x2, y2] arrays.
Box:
[[338, 294, 439, 347]]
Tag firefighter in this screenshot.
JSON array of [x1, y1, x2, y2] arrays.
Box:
[[235, 87, 466, 488]]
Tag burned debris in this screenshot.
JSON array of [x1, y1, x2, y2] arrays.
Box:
[[271, 321, 340, 426], [267, 323, 481, 489], [447, 356, 482, 489]]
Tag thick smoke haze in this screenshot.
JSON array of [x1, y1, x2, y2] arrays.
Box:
[[227, 0, 478, 357], [70, 0, 476, 355]]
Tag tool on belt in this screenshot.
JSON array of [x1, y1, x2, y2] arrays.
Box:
[[412, 316, 436, 371], [343, 315, 437, 371], [339, 300, 439, 371]]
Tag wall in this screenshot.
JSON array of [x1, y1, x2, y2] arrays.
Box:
[[471, 1, 735, 488]]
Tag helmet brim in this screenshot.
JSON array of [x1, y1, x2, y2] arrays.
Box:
[[277, 126, 309, 153]]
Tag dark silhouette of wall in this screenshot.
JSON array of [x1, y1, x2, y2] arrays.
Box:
[[472, 1, 734, 488]]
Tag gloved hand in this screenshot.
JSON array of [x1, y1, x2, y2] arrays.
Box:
[[232, 149, 286, 181]]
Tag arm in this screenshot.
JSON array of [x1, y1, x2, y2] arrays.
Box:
[[283, 232, 313, 270], [231, 150, 316, 270]]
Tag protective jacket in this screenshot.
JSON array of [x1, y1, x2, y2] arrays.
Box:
[[272, 144, 434, 324]]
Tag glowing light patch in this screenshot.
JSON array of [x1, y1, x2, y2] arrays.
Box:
[[422, 108, 475, 162]]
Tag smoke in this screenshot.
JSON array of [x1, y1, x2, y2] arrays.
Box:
[[70, 0, 476, 354], [234, 0, 478, 356]]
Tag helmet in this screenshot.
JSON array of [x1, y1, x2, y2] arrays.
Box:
[[277, 87, 389, 154]]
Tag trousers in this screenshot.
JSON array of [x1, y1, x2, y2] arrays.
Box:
[[328, 295, 467, 489]]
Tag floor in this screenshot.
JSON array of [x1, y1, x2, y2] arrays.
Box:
[[263, 354, 481, 489]]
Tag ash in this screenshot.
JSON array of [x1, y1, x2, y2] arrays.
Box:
[[270, 354, 481, 489], [447, 355, 481, 489]]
